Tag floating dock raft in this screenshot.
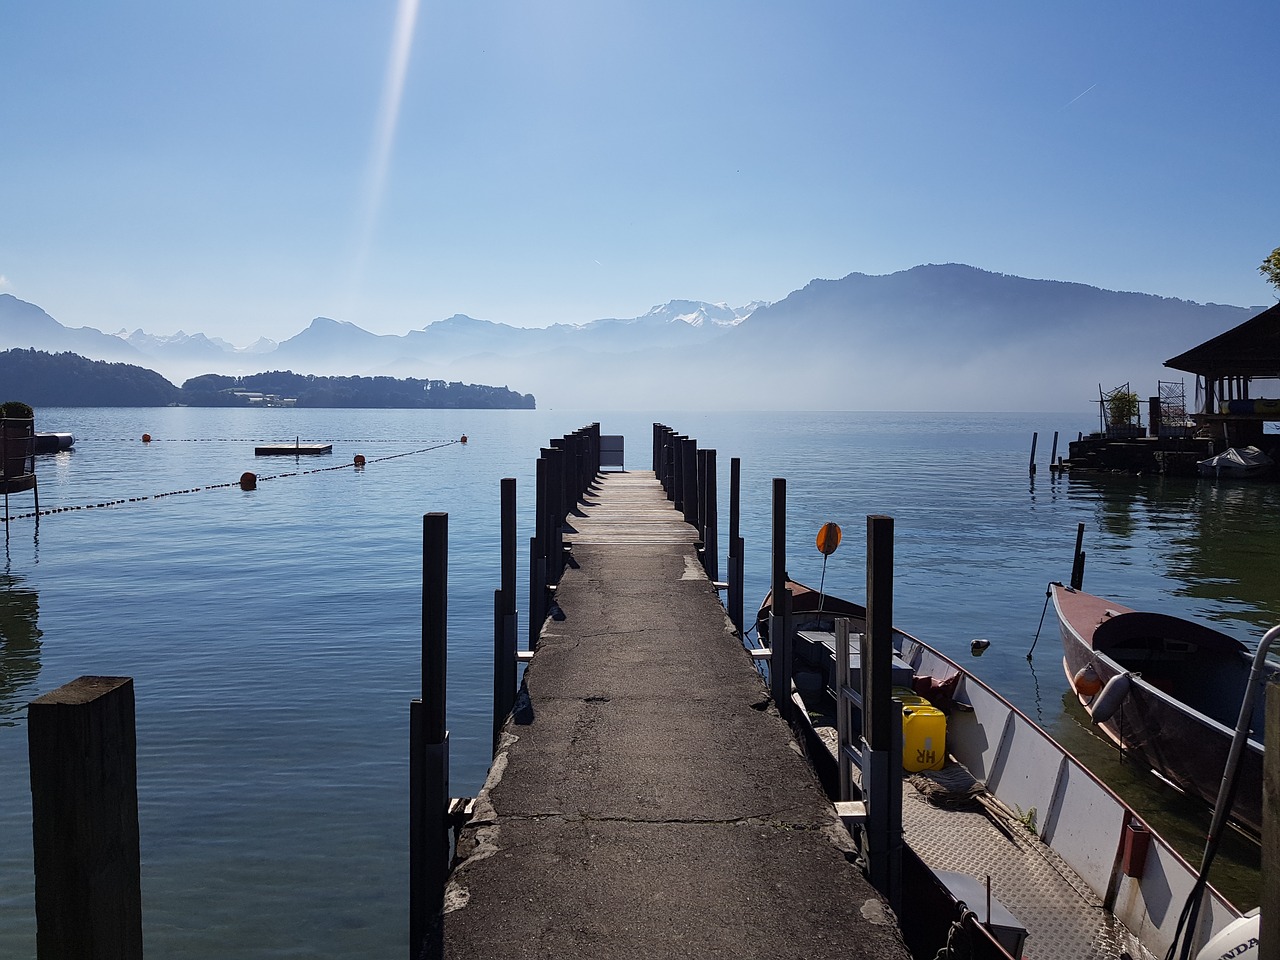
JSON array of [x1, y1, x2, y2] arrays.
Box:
[[254, 442, 333, 456]]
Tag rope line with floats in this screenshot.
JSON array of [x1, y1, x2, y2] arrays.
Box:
[[0, 436, 466, 523]]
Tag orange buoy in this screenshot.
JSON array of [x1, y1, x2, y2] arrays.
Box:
[[460, 434, 468, 444], [142, 433, 152, 443], [239, 472, 257, 491], [815, 522, 842, 556], [353, 454, 366, 467], [1072, 662, 1103, 699]]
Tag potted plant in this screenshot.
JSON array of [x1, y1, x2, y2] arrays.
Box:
[[1104, 390, 1142, 438], [0, 401, 34, 480]]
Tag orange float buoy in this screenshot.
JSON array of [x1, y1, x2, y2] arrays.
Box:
[[239, 472, 257, 491], [142, 433, 152, 443], [353, 454, 366, 467], [1072, 662, 1103, 699], [815, 522, 842, 556], [460, 434, 468, 444]]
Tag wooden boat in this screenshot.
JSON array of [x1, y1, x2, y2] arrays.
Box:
[[1052, 582, 1276, 840], [758, 581, 1247, 960]]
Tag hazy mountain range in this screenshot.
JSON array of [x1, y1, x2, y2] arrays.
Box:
[[0, 265, 1265, 412]]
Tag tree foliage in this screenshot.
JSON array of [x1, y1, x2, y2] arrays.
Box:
[[1259, 247, 1280, 296]]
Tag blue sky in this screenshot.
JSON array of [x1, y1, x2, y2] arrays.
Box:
[[2, 1, 1276, 345]]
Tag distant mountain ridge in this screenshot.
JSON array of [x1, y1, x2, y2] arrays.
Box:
[[0, 266, 1264, 411]]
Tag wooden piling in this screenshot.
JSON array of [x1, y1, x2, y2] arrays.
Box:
[[728, 457, 744, 636], [1070, 522, 1086, 590], [494, 478, 517, 754], [1029, 432, 1038, 475], [28, 676, 143, 960], [411, 512, 450, 960], [681, 438, 698, 526], [864, 514, 903, 913], [703, 448, 718, 583], [770, 478, 792, 720]]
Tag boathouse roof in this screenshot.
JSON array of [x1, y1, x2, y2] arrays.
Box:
[[1165, 301, 1280, 377]]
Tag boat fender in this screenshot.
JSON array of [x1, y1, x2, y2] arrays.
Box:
[[1193, 908, 1259, 960], [1089, 672, 1131, 724], [1073, 663, 1103, 699]]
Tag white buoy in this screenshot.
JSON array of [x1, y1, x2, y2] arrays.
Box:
[[1090, 672, 1131, 723]]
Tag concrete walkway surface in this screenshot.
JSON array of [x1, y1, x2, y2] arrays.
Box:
[[442, 472, 910, 959]]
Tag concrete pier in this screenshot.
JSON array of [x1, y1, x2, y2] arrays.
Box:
[[443, 471, 909, 959]]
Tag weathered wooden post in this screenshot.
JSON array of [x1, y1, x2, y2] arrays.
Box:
[[703, 449, 718, 583], [727, 457, 744, 636], [670, 432, 680, 499], [493, 478, 518, 754], [682, 438, 698, 527], [411, 512, 450, 960], [529, 454, 548, 649], [1263, 680, 1278, 960], [28, 676, 143, 960], [543, 446, 564, 583], [769, 478, 792, 720], [652, 423, 662, 474], [1029, 432, 1038, 475], [862, 514, 903, 914], [695, 447, 707, 568], [1070, 522, 1086, 591]]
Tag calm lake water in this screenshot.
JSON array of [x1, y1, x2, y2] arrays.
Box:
[[0, 407, 1274, 956]]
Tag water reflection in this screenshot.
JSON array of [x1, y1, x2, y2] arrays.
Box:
[[0, 569, 42, 725], [1065, 472, 1280, 637]]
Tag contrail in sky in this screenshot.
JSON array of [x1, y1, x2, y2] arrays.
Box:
[[343, 0, 421, 316], [1065, 83, 1097, 107]]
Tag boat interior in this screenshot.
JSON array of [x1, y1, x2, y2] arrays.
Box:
[[1093, 611, 1272, 736]]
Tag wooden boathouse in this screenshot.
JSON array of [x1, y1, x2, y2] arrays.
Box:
[[1068, 301, 1280, 473]]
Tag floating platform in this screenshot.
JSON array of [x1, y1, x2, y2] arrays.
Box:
[[34, 433, 74, 453], [254, 443, 332, 456]]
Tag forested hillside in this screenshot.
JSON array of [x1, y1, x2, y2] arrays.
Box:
[[0, 349, 536, 409]]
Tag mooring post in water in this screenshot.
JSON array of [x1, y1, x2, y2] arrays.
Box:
[[529, 455, 548, 647], [681, 437, 699, 526], [493, 478, 518, 754], [728, 457, 744, 636], [863, 514, 903, 915], [1049, 431, 1060, 472], [1029, 432, 1038, 475], [28, 676, 143, 960], [770, 478, 793, 720], [546, 443, 566, 582], [1070, 522, 1086, 590], [411, 512, 450, 960], [704, 448, 719, 583]]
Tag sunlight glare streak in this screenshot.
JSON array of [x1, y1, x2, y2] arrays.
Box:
[[343, 0, 421, 317]]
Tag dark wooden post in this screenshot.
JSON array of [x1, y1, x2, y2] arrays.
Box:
[[1263, 680, 1278, 960], [529, 455, 548, 648], [545, 445, 565, 582], [863, 514, 902, 914], [728, 457, 744, 636], [670, 432, 680, 499], [1029, 432, 1038, 475], [703, 449, 718, 583], [695, 447, 707, 566], [1070, 522, 1086, 591], [411, 512, 450, 960], [770, 478, 792, 720], [493, 478, 518, 754], [28, 676, 143, 960], [682, 438, 698, 526], [652, 423, 661, 474], [671, 435, 685, 509]]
